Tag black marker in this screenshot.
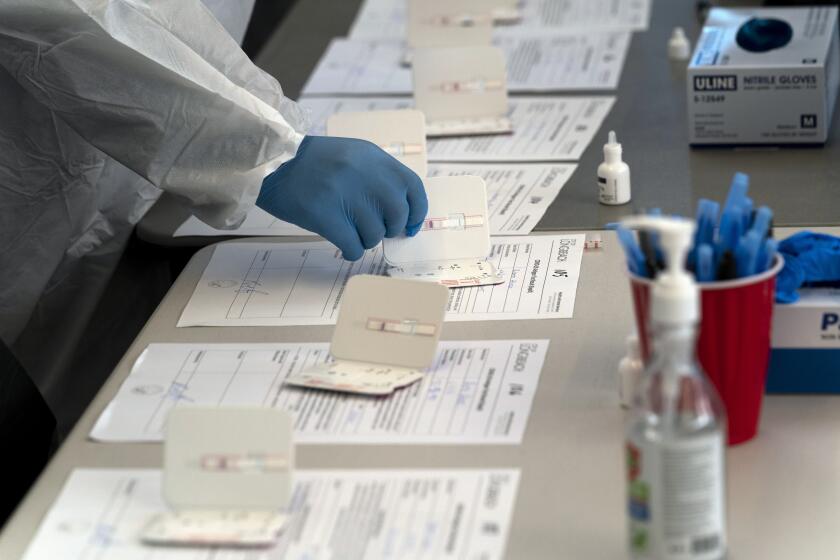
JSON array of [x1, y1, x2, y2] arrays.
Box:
[[638, 231, 660, 279], [716, 251, 737, 281]]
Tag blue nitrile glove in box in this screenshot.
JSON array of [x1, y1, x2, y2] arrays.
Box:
[[258, 135, 428, 261], [769, 232, 840, 393], [776, 232, 840, 303]]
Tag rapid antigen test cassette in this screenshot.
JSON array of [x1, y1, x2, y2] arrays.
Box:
[[141, 407, 294, 548], [688, 7, 840, 144], [327, 109, 428, 177], [384, 175, 505, 288], [285, 275, 448, 395], [407, 0, 493, 51], [413, 46, 512, 137]]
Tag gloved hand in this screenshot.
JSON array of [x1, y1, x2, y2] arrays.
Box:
[[776, 232, 840, 303], [257, 135, 428, 260]]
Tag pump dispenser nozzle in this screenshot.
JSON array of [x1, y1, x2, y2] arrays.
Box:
[[620, 216, 697, 325]]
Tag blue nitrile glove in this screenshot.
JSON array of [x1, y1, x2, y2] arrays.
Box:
[[776, 232, 840, 303], [257, 135, 428, 260]]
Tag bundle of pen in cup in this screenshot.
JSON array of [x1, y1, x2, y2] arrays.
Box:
[[616, 173, 784, 445]]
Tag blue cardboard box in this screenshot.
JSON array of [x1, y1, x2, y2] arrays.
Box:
[[767, 288, 840, 393]]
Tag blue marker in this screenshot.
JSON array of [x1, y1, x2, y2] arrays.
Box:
[[696, 244, 714, 282], [717, 205, 743, 258], [750, 206, 774, 268], [688, 199, 720, 271], [735, 231, 762, 277], [616, 226, 648, 277], [762, 238, 779, 273], [741, 197, 754, 232], [724, 172, 749, 215], [750, 206, 773, 239], [698, 199, 720, 247]]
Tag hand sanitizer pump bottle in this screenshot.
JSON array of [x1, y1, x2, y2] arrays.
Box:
[[621, 216, 727, 560]]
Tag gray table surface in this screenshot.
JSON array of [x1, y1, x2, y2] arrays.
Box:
[[136, 0, 840, 248], [4, 228, 840, 559]]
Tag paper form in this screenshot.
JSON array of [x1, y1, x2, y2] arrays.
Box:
[[426, 163, 575, 235], [506, 0, 651, 32], [348, 0, 651, 39], [300, 96, 615, 162], [302, 34, 632, 95], [176, 234, 584, 327], [174, 206, 313, 237], [91, 340, 548, 444], [22, 468, 520, 560], [173, 163, 574, 238]]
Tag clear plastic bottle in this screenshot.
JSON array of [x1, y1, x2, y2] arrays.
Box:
[[621, 216, 728, 560], [619, 334, 644, 409], [627, 325, 727, 560]]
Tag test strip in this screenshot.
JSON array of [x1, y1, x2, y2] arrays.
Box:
[[427, 14, 493, 27], [380, 142, 425, 156], [366, 318, 438, 336], [436, 79, 505, 93], [422, 213, 485, 231], [200, 454, 289, 473]]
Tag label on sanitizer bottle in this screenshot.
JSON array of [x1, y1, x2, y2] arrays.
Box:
[[626, 433, 726, 560]]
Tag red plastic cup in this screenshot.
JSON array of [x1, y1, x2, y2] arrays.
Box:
[[629, 255, 784, 445]]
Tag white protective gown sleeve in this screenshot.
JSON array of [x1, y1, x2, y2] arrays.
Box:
[[0, 0, 304, 428], [203, 0, 257, 44], [0, 0, 306, 230]]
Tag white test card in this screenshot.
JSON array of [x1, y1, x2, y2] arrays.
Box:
[[285, 275, 449, 395], [407, 0, 493, 50], [327, 109, 428, 177], [384, 176, 501, 289], [163, 407, 294, 511], [413, 46, 512, 137]]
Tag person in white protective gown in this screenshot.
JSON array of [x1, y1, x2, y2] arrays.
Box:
[[0, 0, 427, 427]]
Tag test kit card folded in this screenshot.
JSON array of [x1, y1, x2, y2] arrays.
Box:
[[327, 109, 427, 177], [385, 175, 505, 287], [413, 46, 512, 137], [407, 0, 493, 50], [285, 275, 448, 395], [142, 407, 295, 547]]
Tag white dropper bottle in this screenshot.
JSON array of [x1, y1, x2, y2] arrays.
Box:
[[620, 215, 727, 560], [597, 131, 631, 205], [668, 27, 692, 61]]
